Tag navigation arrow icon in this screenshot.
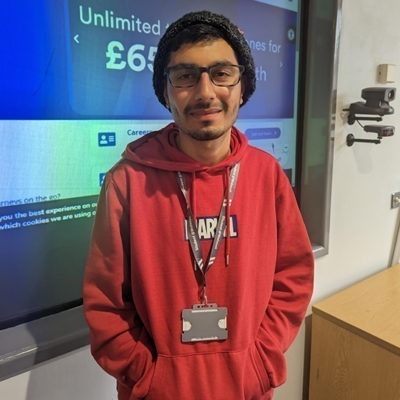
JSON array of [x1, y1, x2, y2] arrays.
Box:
[[74, 34, 79, 44]]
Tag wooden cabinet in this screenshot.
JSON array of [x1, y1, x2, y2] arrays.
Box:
[[309, 264, 400, 400]]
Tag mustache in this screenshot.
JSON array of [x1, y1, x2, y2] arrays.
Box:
[[184, 101, 227, 114]]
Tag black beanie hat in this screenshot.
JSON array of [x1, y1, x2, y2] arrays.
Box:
[[153, 10, 256, 108]]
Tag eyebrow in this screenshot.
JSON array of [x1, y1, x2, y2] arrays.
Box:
[[166, 61, 237, 70]]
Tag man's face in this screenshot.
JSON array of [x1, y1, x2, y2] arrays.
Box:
[[163, 39, 244, 142]]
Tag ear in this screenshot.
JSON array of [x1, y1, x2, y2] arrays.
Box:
[[163, 88, 171, 111], [240, 80, 246, 105]]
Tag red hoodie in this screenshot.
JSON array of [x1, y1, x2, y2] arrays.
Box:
[[83, 123, 314, 400]]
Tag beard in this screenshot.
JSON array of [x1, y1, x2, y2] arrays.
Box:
[[183, 125, 228, 141], [175, 100, 237, 141]]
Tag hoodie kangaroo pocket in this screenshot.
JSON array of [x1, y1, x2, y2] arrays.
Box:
[[244, 343, 271, 398], [146, 350, 272, 400]]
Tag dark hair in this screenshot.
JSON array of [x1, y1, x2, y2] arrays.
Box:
[[153, 10, 256, 108]]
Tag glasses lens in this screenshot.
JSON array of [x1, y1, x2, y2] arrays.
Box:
[[167, 65, 243, 88], [168, 67, 199, 88], [210, 65, 242, 86]]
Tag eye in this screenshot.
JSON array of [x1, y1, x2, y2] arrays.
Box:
[[215, 69, 231, 77], [212, 66, 236, 81], [173, 69, 197, 82]]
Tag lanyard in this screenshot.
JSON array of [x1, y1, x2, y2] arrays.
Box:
[[176, 163, 240, 303]]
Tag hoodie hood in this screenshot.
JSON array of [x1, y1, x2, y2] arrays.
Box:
[[122, 123, 248, 172], [122, 122, 248, 270]]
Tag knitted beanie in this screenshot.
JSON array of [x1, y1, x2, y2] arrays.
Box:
[[153, 10, 256, 108]]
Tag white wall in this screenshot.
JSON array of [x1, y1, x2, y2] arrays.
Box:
[[1, 0, 400, 399], [275, 0, 400, 398]]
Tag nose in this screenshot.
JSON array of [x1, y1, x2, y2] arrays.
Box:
[[195, 71, 217, 100]]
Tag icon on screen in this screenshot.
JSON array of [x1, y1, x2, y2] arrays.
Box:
[[98, 132, 116, 147], [99, 173, 106, 186], [287, 27, 296, 43]]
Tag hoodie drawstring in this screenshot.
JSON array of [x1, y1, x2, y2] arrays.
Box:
[[190, 167, 232, 267], [191, 171, 197, 271], [224, 168, 231, 267]]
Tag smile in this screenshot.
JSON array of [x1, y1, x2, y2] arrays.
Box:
[[189, 108, 222, 118]]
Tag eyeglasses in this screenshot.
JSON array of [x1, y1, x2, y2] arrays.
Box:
[[164, 64, 245, 88]]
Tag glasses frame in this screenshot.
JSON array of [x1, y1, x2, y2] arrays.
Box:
[[164, 64, 245, 88]]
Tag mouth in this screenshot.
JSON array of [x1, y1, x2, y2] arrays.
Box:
[[188, 106, 222, 119]]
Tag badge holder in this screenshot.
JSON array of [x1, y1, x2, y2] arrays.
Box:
[[182, 303, 227, 342]]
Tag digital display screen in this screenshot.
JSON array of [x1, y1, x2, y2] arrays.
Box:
[[0, 0, 300, 328]]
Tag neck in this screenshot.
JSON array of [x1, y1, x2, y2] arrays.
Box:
[[176, 131, 232, 166]]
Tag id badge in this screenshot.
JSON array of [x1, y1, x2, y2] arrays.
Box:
[[182, 303, 228, 342]]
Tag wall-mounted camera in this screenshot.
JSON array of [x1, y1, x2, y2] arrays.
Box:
[[345, 87, 395, 124], [343, 87, 396, 146], [363, 124, 394, 138]]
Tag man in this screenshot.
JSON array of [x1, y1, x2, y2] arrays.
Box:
[[83, 10, 314, 400]]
